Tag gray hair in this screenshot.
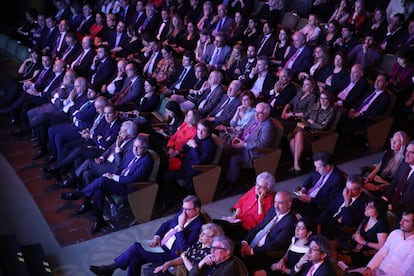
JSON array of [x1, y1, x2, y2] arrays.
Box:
[[256, 171, 276, 190], [212, 235, 234, 253], [136, 135, 150, 151], [122, 120, 138, 137], [201, 223, 224, 238]]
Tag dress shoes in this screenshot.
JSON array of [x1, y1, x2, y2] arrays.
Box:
[[89, 264, 116, 275], [91, 218, 107, 233], [60, 190, 83, 200], [56, 178, 75, 188], [33, 149, 47, 160], [77, 201, 92, 214]]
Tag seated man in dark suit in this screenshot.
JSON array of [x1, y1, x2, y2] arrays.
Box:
[[255, 21, 277, 58], [281, 31, 313, 79], [61, 135, 154, 232], [240, 191, 297, 272], [244, 56, 277, 101], [383, 140, 414, 217], [88, 195, 204, 275], [206, 80, 242, 127], [293, 235, 336, 276], [315, 174, 369, 241], [268, 68, 296, 118], [71, 36, 95, 78], [293, 151, 346, 219], [89, 45, 117, 91], [339, 72, 391, 136], [222, 102, 276, 187], [193, 70, 225, 117], [163, 51, 197, 97]]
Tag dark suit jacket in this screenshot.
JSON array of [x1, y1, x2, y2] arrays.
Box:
[[169, 66, 197, 91], [302, 166, 346, 209], [117, 150, 154, 184], [156, 20, 171, 42], [292, 260, 336, 276], [256, 34, 277, 57], [135, 92, 160, 112], [245, 71, 277, 101], [108, 31, 129, 50], [92, 118, 122, 150], [91, 57, 117, 91], [197, 85, 226, 116], [355, 90, 391, 117], [71, 98, 96, 130], [155, 211, 204, 257], [133, 11, 147, 30], [41, 73, 65, 99], [61, 43, 82, 65], [341, 77, 369, 109], [282, 46, 313, 77], [244, 208, 297, 255], [208, 95, 241, 126], [77, 16, 95, 35], [201, 45, 232, 68], [118, 5, 136, 25], [33, 67, 55, 92], [269, 82, 296, 117], [43, 27, 59, 50], [138, 15, 160, 36], [103, 138, 135, 167], [384, 162, 414, 216], [113, 76, 145, 107], [72, 48, 95, 78]]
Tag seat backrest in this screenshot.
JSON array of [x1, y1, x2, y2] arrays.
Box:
[[234, 256, 249, 276], [147, 149, 160, 182], [379, 54, 397, 75], [386, 211, 399, 231], [271, 118, 284, 148], [211, 134, 223, 165], [280, 12, 299, 31], [296, 17, 308, 31], [327, 110, 342, 131], [157, 96, 170, 117]]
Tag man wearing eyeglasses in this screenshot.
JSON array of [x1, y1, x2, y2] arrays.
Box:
[[293, 235, 336, 275], [89, 195, 204, 276]]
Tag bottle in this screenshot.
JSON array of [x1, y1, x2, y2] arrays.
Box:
[[110, 203, 118, 217]]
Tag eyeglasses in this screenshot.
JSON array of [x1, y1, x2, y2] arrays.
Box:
[[320, 97, 328, 100], [182, 207, 195, 211], [256, 183, 267, 189], [211, 246, 226, 251], [365, 203, 375, 209], [309, 246, 323, 252]]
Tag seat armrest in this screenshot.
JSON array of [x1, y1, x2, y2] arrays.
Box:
[[254, 147, 276, 154], [127, 182, 154, 189], [192, 164, 217, 172]]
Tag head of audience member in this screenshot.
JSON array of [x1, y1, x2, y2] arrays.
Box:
[[127, 24, 137, 39], [96, 45, 110, 61], [240, 91, 256, 109], [145, 3, 156, 17], [182, 195, 202, 219], [95, 11, 107, 26], [165, 100, 184, 121], [182, 51, 195, 68], [389, 131, 409, 158], [396, 48, 413, 68], [45, 16, 56, 29], [327, 20, 339, 36], [116, 21, 126, 34], [197, 119, 213, 140], [70, 2, 81, 16], [372, 8, 385, 24], [226, 80, 243, 98], [106, 13, 117, 29], [262, 21, 273, 36], [307, 235, 332, 264], [294, 217, 315, 242], [135, 0, 145, 13], [400, 209, 414, 235], [333, 51, 347, 69], [350, 64, 363, 83], [365, 198, 388, 221], [62, 69, 77, 86], [94, 96, 109, 114], [184, 109, 202, 126], [247, 17, 259, 32], [255, 57, 269, 75], [171, 14, 183, 30], [104, 105, 118, 124], [234, 11, 243, 26], [64, 32, 77, 47], [118, 120, 138, 140], [313, 45, 330, 65], [82, 3, 93, 18], [160, 8, 170, 23], [345, 174, 364, 198], [119, 0, 130, 9], [229, 44, 243, 61], [319, 90, 334, 109], [149, 38, 161, 53], [144, 78, 158, 94], [133, 135, 150, 158], [37, 14, 46, 28], [217, 4, 227, 19], [213, 32, 226, 49], [273, 191, 293, 215], [246, 45, 257, 59], [210, 235, 234, 264], [389, 13, 404, 33], [277, 68, 292, 87], [373, 73, 389, 91], [94, 36, 103, 48], [362, 33, 376, 49], [186, 20, 196, 34], [278, 27, 292, 43], [313, 151, 334, 176], [202, 1, 213, 17], [254, 102, 271, 123], [58, 19, 69, 33], [195, 63, 208, 81], [53, 59, 66, 74], [190, 0, 199, 9], [87, 87, 98, 100], [341, 23, 355, 41], [74, 76, 88, 95], [302, 77, 316, 95], [54, 0, 66, 10], [408, 20, 414, 36], [292, 31, 306, 49], [352, 0, 364, 15], [255, 171, 276, 197], [307, 13, 319, 28], [41, 53, 53, 68], [405, 141, 414, 166], [207, 70, 223, 87], [199, 223, 224, 247], [199, 29, 211, 44], [161, 45, 174, 59], [115, 58, 127, 77], [125, 62, 140, 79]]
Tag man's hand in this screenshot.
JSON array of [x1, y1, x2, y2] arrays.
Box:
[[148, 236, 161, 247], [363, 267, 374, 276], [178, 210, 188, 228], [240, 241, 253, 256]]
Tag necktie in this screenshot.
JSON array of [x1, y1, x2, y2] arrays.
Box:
[[307, 174, 327, 197], [141, 16, 151, 30], [210, 47, 221, 65], [43, 74, 59, 94], [61, 45, 73, 60], [284, 49, 300, 69], [356, 92, 376, 112], [215, 97, 230, 117], [73, 50, 87, 67], [306, 265, 316, 276], [242, 122, 258, 140], [90, 113, 104, 137], [36, 68, 47, 84], [174, 68, 188, 89], [161, 227, 178, 246], [258, 36, 268, 54], [56, 33, 65, 52], [121, 156, 138, 176], [143, 53, 156, 74], [114, 80, 133, 105], [250, 215, 279, 247], [391, 167, 412, 205]]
